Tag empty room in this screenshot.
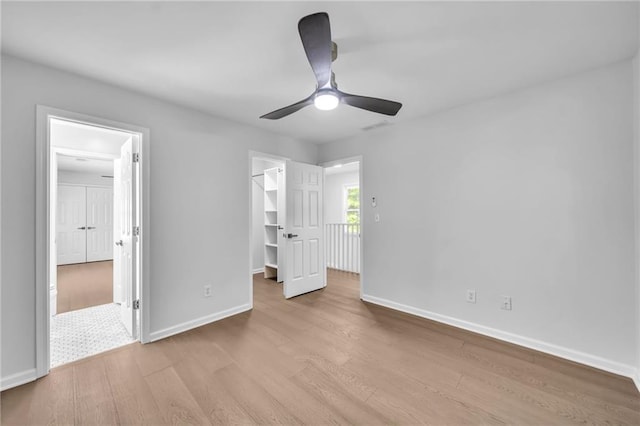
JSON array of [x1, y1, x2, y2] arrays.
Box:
[[2, 1, 640, 425]]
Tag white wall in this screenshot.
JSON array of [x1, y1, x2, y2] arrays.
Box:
[[58, 170, 114, 187], [324, 171, 359, 224], [0, 55, 317, 386], [319, 61, 638, 375]]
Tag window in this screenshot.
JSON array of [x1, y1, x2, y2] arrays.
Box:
[[344, 185, 360, 224]]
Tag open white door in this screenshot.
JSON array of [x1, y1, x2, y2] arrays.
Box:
[[116, 138, 138, 338], [283, 160, 325, 299], [112, 159, 123, 304]]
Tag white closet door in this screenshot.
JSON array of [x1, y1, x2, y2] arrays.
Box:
[[86, 186, 114, 262], [57, 185, 87, 265]]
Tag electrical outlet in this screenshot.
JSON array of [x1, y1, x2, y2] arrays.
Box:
[[203, 285, 212, 298], [466, 290, 476, 304], [501, 296, 512, 310], [374, 213, 380, 222]]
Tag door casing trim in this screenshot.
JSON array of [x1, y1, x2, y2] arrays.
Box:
[[35, 105, 151, 378]]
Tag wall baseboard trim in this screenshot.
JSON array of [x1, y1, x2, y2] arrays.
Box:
[[1, 368, 37, 392], [252, 268, 264, 274], [148, 303, 252, 342], [362, 294, 637, 380]]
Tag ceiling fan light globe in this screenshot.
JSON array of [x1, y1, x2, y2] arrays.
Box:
[[314, 92, 339, 111]]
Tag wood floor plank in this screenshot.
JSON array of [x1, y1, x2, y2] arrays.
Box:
[[0, 381, 35, 425], [103, 347, 166, 425], [290, 364, 391, 425], [209, 364, 302, 425], [73, 356, 119, 425], [173, 355, 255, 425], [25, 367, 75, 426], [144, 366, 210, 425], [132, 338, 173, 377], [230, 360, 350, 425]]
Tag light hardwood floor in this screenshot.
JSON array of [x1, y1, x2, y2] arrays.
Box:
[[2, 270, 639, 425], [57, 261, 113, 314]]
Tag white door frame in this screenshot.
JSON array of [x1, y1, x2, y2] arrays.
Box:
[[319, 156, 364, 300], [247, 151, 290, 307], [35, 105, 151, 378]]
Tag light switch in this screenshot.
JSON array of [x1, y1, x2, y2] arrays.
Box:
[[374, 213, 380, 222]]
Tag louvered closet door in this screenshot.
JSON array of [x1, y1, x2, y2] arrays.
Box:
[[86, 186, 114, 262], [57, 185, 87, 265]]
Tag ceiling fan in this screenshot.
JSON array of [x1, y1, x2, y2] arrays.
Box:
[[260, 12, 402, 120]]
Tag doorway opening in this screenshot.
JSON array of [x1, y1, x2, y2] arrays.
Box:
[[249, 152, 327, 302], [322, 158, 363, 298], [36, 106, 149, 377]]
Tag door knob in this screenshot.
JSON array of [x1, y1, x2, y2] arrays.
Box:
[[115, 240, 123, 246], [286, 233, 299, 239], [87, 226, 96, 230], [77, 226, 86, 230]]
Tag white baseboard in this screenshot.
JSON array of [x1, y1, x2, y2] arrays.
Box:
[[148, 303, 252, 342], [252, 268, 264, 274], [1, 368, 37, 391], [362, 294, 637, 380]]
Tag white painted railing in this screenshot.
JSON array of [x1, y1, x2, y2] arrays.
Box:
[[326, 223, 360, 273]]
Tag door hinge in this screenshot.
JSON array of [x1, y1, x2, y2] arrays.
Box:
[[132, 153, 140, 163], [133, 226, 140, 236], [133, 299, 140, 310]]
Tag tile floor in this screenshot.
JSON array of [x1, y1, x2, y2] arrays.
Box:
[[50, 303, 135, 368]]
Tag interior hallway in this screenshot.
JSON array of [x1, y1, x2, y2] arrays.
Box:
[[2, 270, 638, 424]]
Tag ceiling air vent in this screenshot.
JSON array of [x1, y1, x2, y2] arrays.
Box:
[[361, 121, 392, 132]]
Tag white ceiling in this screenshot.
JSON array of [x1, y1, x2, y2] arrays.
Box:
[[3, 2, 638, 144], [325, 161, 359, 176], [51, 118, 132, 155], [57, 155, 114, 175]]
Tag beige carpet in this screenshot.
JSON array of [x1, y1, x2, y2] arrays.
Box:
[[57, 261, 113, 314]]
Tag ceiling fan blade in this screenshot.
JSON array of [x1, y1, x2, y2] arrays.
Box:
[[298, 12, 332, 88], [339, 91, 403, 116], [260, 94, 315, 120]]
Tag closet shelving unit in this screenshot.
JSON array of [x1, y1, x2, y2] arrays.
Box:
[[264, 167, 281, 281]]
